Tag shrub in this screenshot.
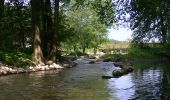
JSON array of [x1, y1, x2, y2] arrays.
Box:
[[0, 51, 32, 68]]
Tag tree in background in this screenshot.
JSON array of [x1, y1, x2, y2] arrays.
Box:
[[0, 0, 31, 51], [116, 0, 170, 46]]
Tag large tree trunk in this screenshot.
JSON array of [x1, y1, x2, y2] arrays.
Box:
[[52, 0, 59, 62], [31, 0, 44, 64], [42, 0, 57, 63], [43, 0, 53, 60]]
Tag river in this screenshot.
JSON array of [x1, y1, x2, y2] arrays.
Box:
[[0, 59, 170, 100]]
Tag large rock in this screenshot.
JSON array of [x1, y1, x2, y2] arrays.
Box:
[[112, 66, 133, 77]]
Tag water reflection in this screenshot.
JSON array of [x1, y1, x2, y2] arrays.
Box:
[[107, 61, 170, 100]]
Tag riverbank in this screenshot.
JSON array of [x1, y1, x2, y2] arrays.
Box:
[[0, 61, 66, 76], [0, 51, 78, 76]]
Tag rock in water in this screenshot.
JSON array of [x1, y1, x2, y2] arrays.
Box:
[[112, 66, 134, 77], [112, 69, 124, 77]]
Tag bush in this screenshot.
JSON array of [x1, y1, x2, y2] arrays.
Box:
[[0, 51, 32, 68]]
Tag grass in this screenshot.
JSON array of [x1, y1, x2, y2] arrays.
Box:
[[0, 51, 33, 68], [128, 47, 169, 58], [102, 47, 170, 62]]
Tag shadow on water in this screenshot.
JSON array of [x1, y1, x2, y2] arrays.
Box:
[[0, 59, 170, 100]]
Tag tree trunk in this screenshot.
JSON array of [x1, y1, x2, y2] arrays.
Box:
[[45, 0, 57, 63], [93, 47, 97, 55], [82, 34, 86, 54], [52, 0, 59, 62], [31, 0, 44, 64], [160, 15, 167, 44]]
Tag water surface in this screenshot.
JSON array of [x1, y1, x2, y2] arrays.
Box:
[[0, 59, 170, 100]]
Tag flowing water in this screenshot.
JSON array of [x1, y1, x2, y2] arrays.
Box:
[[0, 59, 170, 100]]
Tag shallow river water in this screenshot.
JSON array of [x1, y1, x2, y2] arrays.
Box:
[[0, 59, 170, 100]]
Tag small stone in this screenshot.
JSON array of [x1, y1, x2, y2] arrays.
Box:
[[29, 66, 34, 70], [53, 63, 63, 69], [63, 64, 70, 68], [17, 68, 25, 73], [10, 69, 17, 74], [2, 70, 7, 75], [45, 66, 49, 70], [49, 64, 54, 69]]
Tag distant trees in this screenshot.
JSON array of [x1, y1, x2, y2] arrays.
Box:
[[61, 1, 109, 54]]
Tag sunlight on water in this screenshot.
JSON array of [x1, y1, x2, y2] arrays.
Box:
[[107, 74, 135, 100]]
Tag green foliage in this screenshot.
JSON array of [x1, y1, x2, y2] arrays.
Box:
[[128, 47, 169, 58], [0, 1, 32, 51], [0, 51, 32, 68], [103, 53, 127, 61], [116, 0, 170, 43], [60, 1, 109, 54]]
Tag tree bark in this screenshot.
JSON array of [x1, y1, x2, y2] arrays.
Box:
[[160, 14, 167, 44], [31, 0, 44, 64], [52, 0, 59, 62], [44, 0, 57, 63]]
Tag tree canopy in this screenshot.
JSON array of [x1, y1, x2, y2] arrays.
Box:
[[116, 0, 170, 45]]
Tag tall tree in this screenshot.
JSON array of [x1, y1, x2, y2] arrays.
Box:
[[31, 0, 44, 63], [43, 0, 54, 61], [52, 0, 59, 62], [116, 0, 170, 44]]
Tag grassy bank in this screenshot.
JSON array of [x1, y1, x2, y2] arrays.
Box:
[[0, 51, 32, 68], [103, 47, 170, 62]]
